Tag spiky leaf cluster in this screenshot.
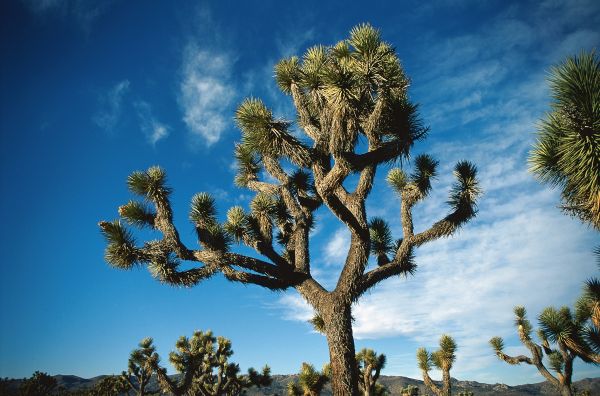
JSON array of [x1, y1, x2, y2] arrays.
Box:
[[369, 217, 394, 265], [447, 161, 480, 225], [99, 220, 139, 269], [127, 166, 172, 201], [529, 51, 600, 229], [118, 200, 155, 228]]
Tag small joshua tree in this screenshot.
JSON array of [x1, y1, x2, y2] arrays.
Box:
[[19, 371, 58, 396], [400, 385, 419, 396], [153, 330, 270, 396], [99, 24, 481, 395], [91, 375, 131, 396], [356, 348, 386, 396], [122, 337, 158, 396], [490, 306, 577, 396], [287, 363, 330, 396], [417, 335, 456, 396]]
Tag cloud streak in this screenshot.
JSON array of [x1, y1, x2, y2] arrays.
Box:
[[180, 47, 235, 147], [93, 80, 130, 134], [134, 101, 169, 146]]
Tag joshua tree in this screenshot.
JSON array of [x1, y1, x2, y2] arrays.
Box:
[[90, 375, 131, 396], [19, 371, 58, 396], [153, 330, 270, 396], [417, 334, 456, 396], [400, 385, 419, 396], [529, 51, 600, 229], [122, 337, 158, 396], [287, 363, 330, 396], [356, 348, 386, 396], [490, 306, 578, 396], [99, 24, 481, 395]]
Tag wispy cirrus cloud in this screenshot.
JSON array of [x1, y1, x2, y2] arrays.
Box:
[[93, 80, 130, 134], [180, 47, 235, 147], [134, 101, 169, 146], [21, 0, 112, 33], [178, 8, 236, 148]]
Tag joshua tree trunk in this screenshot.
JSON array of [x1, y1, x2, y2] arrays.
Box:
[[322, 300, 359, 396]]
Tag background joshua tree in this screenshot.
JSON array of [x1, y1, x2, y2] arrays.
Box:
[[89, 375, 131, 396], [400, 385, 419, 396], [287, 363, 330, 396], [417, 334, 456, 396], [122, 337, 158, 396], [356, 348, 387, 396], [99, 24, 481, 395], [529, 51, 599, 229], [18, 371, 58, 396], [490, 306, 579, 396], [153, 330, 270, 396]]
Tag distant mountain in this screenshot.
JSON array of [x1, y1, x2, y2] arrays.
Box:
[[2, 374, 599, 395]]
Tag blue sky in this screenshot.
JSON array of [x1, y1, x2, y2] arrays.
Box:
[[1, 0, 599, 387]]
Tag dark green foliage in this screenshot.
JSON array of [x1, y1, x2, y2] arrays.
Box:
[[19, 371, 58, 396], [411, 154, 438, 196], [447, 161, 480, 225], [287, 363, 330, 396], [89, 375, 129, 396], [119, 201, 155, 228], [98, 220, 139, 269], [127, 166, 172, 201], [529, 51, 600, 229], [369, 218, 394, 265], [400, 384, 420, 396]]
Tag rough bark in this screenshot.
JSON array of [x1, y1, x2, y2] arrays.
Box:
[[323, 300, 359, 396]]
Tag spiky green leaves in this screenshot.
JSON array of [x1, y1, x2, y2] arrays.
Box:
[[447, 161, 481, 224], [369, 217, 394, 265], [190, 193, 217, 226], [418, 334, 457, 374], [416, 348, 431, 371], [235, 98, 310, 165], [538, 306, 575, 344], [529, 51, 600, 229], [234, 144, 261, 187], [99, 220, 139, 269], [514, 305, 533, 339], [118, 200, 155, 228], [275, 57, 300, 94], [309, 314, 325, 334], [387, 168, 408, 193], [127, 166, 172, 201], [224, 206, 247, 243], [489, 336, 504, 353], [296, 363, 330, 395], [189, 193, 231, 252], [412, 155, 438, 196]]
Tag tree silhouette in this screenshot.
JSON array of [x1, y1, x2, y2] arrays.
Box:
[[99, 24, 481, 395], [529, 51, 600, 229], [417, 335, 456, 396]]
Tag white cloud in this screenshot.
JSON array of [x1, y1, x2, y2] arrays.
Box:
[[323, 228, 350, 265], [134, 101, 169, 146], [179, 45, 235, 147], [93, 80, 130, 133]]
